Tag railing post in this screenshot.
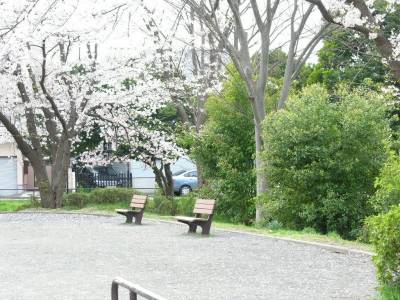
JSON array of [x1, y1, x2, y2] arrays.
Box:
[[111, 281, 118, 300], [130, 291, 138, 300]]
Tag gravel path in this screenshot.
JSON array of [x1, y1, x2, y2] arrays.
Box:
[[0, 213, 376, 300]]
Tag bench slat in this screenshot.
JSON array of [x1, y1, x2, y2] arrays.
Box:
[[193, 208, 214, 215], [131, 199, 146, 204], [131, 203, 145, 209], [196, 199, 215, 205], [194, 203, 215, 210]]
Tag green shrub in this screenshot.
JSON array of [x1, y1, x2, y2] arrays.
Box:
[[88, 188, 136, 204], [176, 195, 196, 215], [371, 153, 400, 213], [192, 66, 258, 224], [63, 192, 89, 208], [263, 85, 390, 238], [149, 195, 173, 215], [367, 205, 400, 287], [376, 284, 400, 300], [29, 196, 41, 208]]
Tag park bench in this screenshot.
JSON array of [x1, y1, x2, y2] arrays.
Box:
[[174, 199, 216, 235], [115, 194, 148, 224]]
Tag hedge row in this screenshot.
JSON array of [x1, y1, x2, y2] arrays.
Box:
[[62, 188, 197, 216], [63, 188, 135, 208]]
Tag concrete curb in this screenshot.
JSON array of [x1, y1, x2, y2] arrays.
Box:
[[4, 211, 374, 257]]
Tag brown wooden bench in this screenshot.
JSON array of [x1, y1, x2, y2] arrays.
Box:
[[115, 194, 148, 224], [174, 199, 216, 235]]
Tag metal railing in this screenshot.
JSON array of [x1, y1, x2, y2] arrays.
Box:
[[111, 277, 167, 300]]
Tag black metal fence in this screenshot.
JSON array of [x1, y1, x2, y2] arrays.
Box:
[[75, 173, 133, 188]]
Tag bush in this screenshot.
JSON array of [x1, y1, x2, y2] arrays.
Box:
[[376, 284, 400, 300], [88, 188, 135, 204], [63, 192, 89, 208], [371, 153, 400, 213], [148, 195, 173, 215], [367, 205, 400, 287], [176, 194, 196, 215], [192, 66, 257, 224], [263, 85, 390, 238]]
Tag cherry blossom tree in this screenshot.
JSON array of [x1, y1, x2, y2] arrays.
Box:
[[0, 0, 136, 208], [306, 0, 400, 81], [81, 51, 187, 198]]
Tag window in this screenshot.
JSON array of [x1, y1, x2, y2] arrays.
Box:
[[173, 170, 186, 176], [184, 171, 197, 177]]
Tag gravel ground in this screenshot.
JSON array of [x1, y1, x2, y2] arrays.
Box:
[[0, 213, 376, 300]]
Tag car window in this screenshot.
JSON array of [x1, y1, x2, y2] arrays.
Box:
[[184, 171, 197, 177], [173, 170, 186, 176]]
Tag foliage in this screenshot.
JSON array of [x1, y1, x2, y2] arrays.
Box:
[[193, 66, 256, 224], [263, 84, 390, 238], [371, 153, 400, 213], [376, 284, 400, 300], [367, 205, 400, 287], [307, 28, 389, 91], [88, 188, 135, 204], [148, 194, 174, 215], [63, 193, 89, 208], [176, 195, 197, 216]]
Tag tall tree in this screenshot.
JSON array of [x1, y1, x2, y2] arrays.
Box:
[[177, 0, 328, 221]]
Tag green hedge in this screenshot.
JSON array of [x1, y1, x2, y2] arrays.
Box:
[[88, 188, 135, 204], [146, 194, 196, 216], [63, 192, 89, 208], [63, 188, 138, 208], [367, 205, 400, 287]]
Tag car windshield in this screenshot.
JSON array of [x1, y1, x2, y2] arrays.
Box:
[[173, 170, 186, 176]]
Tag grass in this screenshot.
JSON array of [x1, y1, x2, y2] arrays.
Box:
[[376, 285, 400, 300], [0, 200, 32, 212]]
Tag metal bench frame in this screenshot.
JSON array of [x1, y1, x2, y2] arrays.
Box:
[[115, 194, 148, 224], [174, 199, 216, 235]]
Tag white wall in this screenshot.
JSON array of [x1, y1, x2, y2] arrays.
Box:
[[0, 143, 24, 190]]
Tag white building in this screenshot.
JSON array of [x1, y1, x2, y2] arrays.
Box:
[[0, 143, 24, 196], [0, 142, 75, 197]]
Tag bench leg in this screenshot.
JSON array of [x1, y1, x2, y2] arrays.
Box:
[[134, 212, 144, 225], [125, 213, 134, 224], [188, 223, 197, 233], [200, 223, 211, 235]]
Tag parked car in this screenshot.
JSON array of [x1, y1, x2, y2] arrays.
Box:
[[173, 170, 198, 195]]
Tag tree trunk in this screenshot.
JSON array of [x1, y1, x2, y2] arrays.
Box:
[[249, 91, 268, 223], [196, 162, 205, 187], [33, 165, 52, 208], [152, 164, 174, 198], [254, 116, 267, 223], [164, 163, 174, 198]]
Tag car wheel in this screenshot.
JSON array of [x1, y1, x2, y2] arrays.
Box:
[[180, 185, 192, 196]]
